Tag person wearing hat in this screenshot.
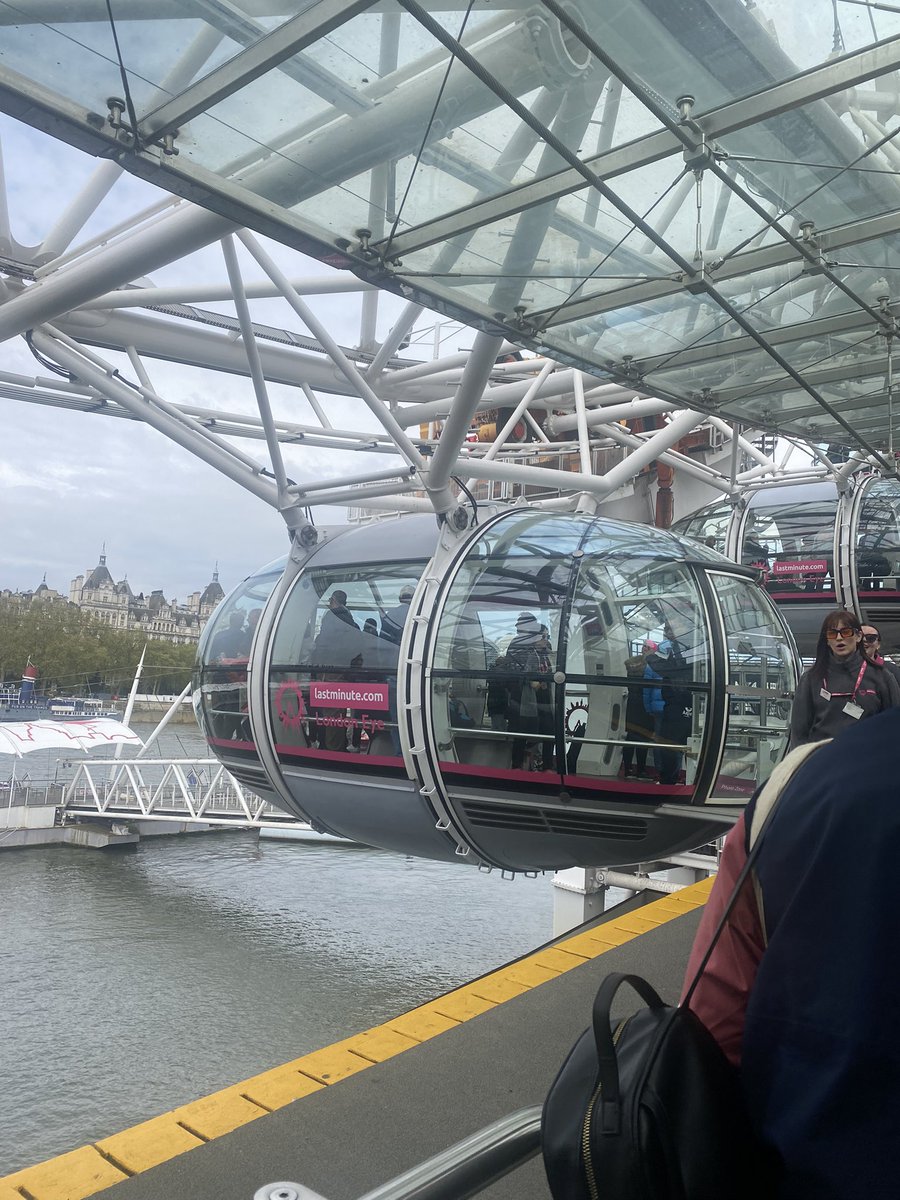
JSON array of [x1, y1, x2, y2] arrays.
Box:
[[506, 613, 543, 769]]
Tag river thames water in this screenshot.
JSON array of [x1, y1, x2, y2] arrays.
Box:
[[0, 720, 555, 1176]]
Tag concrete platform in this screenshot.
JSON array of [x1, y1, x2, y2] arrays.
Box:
[[0, 878, 710, 1200], [0, 822, 139, 851]]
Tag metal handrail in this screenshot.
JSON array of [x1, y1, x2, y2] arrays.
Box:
[[253, 1106, 543, 1200]]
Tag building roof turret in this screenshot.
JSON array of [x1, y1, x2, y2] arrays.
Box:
[[199, 564, 225, 609], [84, 548, 114, 590]]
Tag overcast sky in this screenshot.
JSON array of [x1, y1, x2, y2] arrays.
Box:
[[0, 115, 455, 605]]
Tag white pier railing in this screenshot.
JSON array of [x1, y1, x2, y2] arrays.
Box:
[[62, 758, 301, 829]]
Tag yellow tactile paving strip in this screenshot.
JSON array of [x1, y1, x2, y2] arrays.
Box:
[[1, 877, 714, 1200]]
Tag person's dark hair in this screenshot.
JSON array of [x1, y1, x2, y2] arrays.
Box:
[[811, 609, 864, 681], [331, 589, 348, 607]]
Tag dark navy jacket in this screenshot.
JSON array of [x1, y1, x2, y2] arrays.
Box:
[[687, 709, 900, 1198]]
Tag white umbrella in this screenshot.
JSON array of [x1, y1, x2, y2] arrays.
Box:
[[0, 719, 144, 813], [0, 718, 143, 757]]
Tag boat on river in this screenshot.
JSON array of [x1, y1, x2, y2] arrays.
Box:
[[0, 695, 120, 723], [1, 661, 120, 722]]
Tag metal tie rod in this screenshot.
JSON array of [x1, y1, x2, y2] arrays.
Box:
[[254, 1105, 543, 1200]]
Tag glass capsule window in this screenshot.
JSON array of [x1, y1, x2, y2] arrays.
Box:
[[673, 503, 732, 554], [268, 561, 424, 763], [710, 573, 796, 800], [430, 511, 583, 776], [743, 499, 837, 599], [430, 512, 713, 797], [194, 558, 286, 746], [562, 552, 709, 792], [856, 479, 900, 594]]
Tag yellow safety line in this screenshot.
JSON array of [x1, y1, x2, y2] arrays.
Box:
[[1, 877, 714, 1200]]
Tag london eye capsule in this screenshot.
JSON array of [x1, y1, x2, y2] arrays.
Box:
[[194, 510, 799, 871], [673, 474, 900, 658]]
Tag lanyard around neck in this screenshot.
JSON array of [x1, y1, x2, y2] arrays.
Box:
[[823, 659, 867, 701]]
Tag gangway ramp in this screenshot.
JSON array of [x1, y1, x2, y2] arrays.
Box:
[[62, 758, 310, 832]]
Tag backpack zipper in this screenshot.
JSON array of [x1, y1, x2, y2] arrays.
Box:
[[581, 1018, 627, 1200]]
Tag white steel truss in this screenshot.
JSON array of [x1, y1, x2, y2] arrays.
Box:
[[63, 757, 308, 829], [0, 1, 899, 538]]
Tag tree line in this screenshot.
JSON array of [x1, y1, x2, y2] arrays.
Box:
[[0, 599, 197, 696]]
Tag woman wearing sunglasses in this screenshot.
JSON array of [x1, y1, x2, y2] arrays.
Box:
[[860, 623, 900, 688], [789, 609, 900, 749]]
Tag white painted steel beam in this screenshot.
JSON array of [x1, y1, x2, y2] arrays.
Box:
[[449, 410, 709, 501], [426, 331, 506, 509], [49, 308, 449, 404], [289, 465, 416, 496], [0, 376, 420, 454], [0, 203, 235, 343], [32, 196, 184, 276], [367, 303, 425, 383], [547, 397, 669, 436], [80, 277, 377, 310], [592, 421, 738, 493], [237, 230, 428, 471], [221, 235, 295, 506], [483, 360, 557, 462], [30, 328, 284, 508], [572, 371, 592, 476], [37, 160, 123, 261]]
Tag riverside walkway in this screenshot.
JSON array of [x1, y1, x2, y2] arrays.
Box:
[[0, 879, 711, 1200]]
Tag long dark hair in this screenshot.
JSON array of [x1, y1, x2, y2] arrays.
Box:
[[810, 609, 866, 682]]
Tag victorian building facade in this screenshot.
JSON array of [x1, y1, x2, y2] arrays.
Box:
[[64, 552, 225, 644]]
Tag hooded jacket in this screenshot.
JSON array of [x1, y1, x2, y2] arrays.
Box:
[[684, 712, 900, 1198]]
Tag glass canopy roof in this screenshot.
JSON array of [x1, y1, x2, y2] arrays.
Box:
[[3, 0, 900, 455]]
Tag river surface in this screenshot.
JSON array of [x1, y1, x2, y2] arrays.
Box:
[[0, 721, 555, 1176]]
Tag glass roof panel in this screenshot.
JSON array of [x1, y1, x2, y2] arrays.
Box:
[[718, 101, 900, 234], [0, 4, 121, 115], [2, 0, 900, 458], [751, 0, 900, 75], [114, 16, 249, 115], [573, 0, 900, 110]]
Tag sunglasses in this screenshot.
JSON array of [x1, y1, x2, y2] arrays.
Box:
[[826, 626, 857, 640], [863, 633, 880, 644]]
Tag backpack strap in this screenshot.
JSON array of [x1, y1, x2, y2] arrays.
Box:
[[683, 738, 831, 1006], [590, 973, 666, 1134], [747, 738, 830, 850]]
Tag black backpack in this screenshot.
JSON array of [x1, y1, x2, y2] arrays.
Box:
[[541, 972, 770, 1200], [539, 741, 830, 1200]]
